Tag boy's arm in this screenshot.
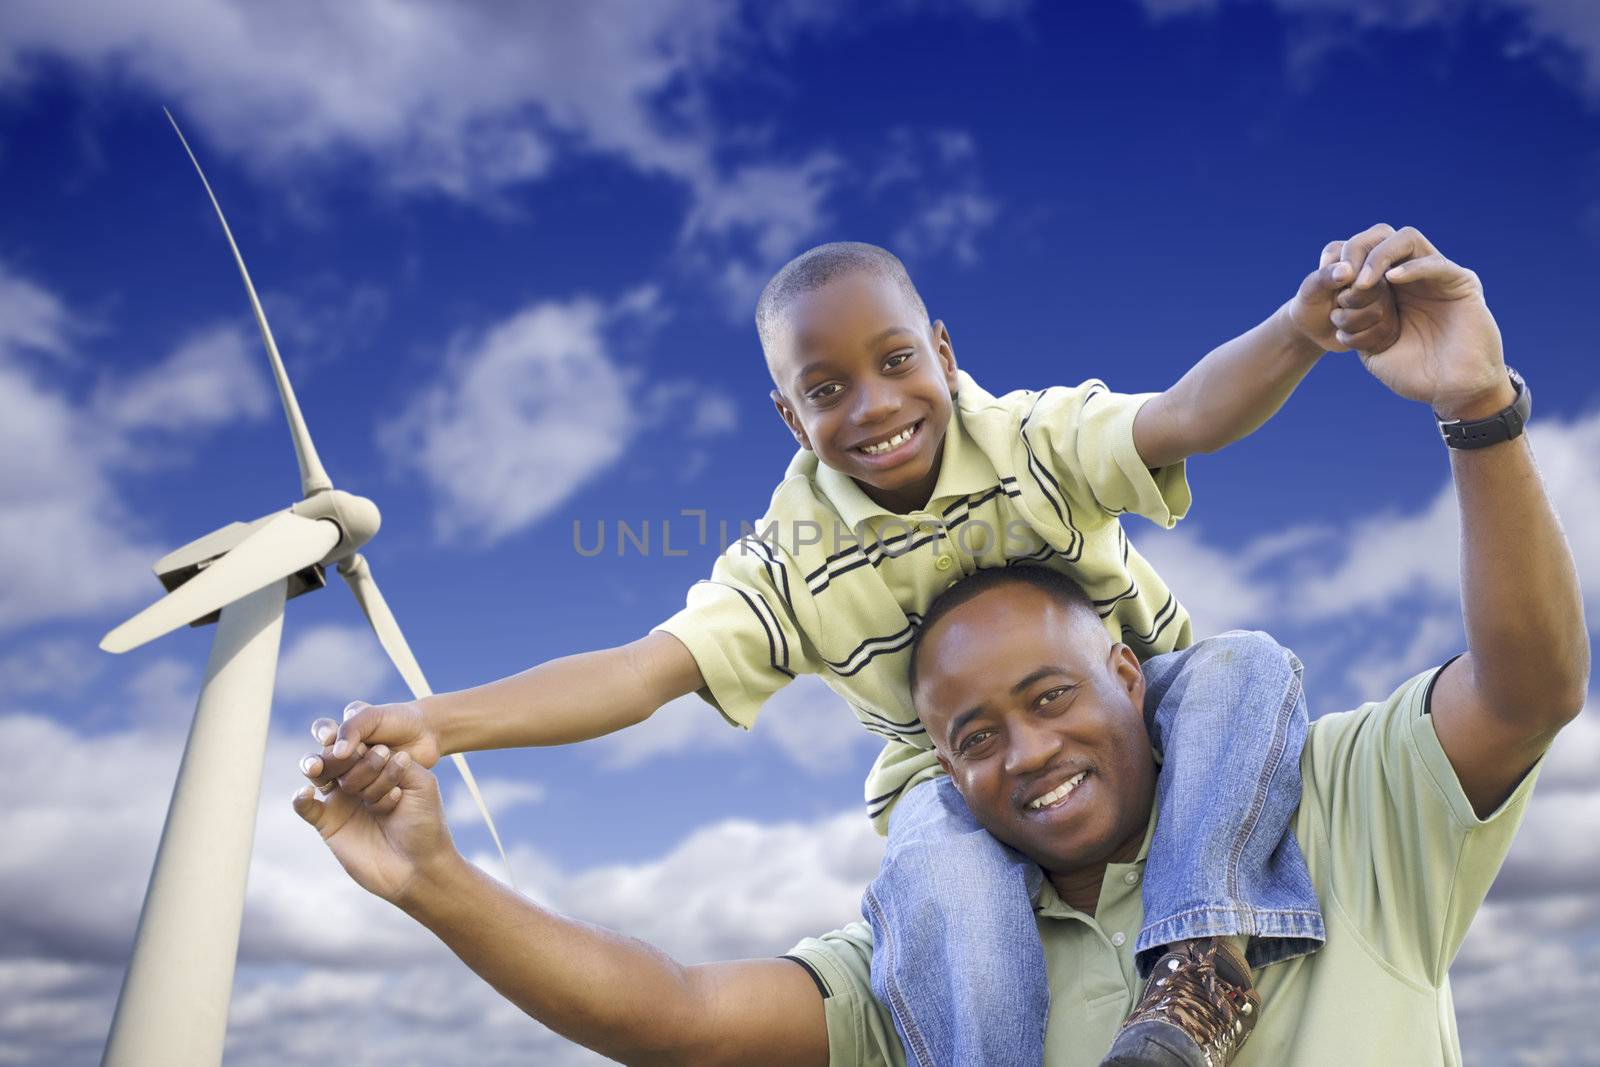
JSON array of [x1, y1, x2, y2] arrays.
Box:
[[293, 752, 829, 1067], [306, 631, 703, 786], [1133, 224, 1404, 468]]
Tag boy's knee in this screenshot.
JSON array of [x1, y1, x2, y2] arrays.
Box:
[[1196, 629, 1296, 673]]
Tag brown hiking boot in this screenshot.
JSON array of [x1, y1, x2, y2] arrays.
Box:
[[1099, 938, 1261, 1067]]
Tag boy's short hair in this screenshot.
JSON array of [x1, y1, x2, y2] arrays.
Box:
[[908, 565, 1099, 698], [756, 241, 930, 363]]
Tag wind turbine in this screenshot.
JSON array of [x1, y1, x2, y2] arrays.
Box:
[[98, 111, 511, 1067]]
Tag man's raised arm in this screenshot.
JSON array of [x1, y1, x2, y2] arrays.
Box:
[[1343, 227, 1588, 815], [292, 750, 830, 1067]]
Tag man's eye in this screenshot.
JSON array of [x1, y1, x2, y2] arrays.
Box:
[[883, 351, 913, 370], [959, 729, 994, 755], [1035, 686, 1071, 708]]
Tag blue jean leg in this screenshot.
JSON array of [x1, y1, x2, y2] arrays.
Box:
[[1138, 630, 1325, 973], [862, 776, 1046, 1067]]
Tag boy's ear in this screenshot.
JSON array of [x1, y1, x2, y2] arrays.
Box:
[[930, 319, 959, 397], [771, 389, 813, 450]]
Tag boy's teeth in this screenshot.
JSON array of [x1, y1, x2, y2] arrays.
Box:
[[1028, 771, 1087, 811], [860, 424, 916, 455]]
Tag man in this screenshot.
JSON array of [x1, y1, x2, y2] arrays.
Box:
[[294, 226, 1586, 1066]]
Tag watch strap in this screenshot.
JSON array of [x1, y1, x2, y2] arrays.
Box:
[[1437, 369, 1530, 450]]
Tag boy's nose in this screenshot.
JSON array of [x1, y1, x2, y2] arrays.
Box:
[[852, 380, 903, 425]]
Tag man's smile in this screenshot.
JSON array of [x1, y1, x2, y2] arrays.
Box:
[[1018, 767, 1092, 816]]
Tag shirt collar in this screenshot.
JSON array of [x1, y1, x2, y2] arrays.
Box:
[[1033, 798, 1159, 918], [813, 370, 1000, 529]]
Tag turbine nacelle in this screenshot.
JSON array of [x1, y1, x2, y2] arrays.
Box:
[[294, 488, 382, 562]]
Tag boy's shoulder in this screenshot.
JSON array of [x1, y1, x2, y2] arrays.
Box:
[[956, 369, 1110, 418], [955, 369, 1114, 450]]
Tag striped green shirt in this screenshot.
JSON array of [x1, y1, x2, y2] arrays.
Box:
[[654, 370, 1193, 831]]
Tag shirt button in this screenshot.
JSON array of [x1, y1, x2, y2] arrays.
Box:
[[1123, 871, 1139, 886], [1111, 932, 1127, 947], [935, 555, 954, 571]]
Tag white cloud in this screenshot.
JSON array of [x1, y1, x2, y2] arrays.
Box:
[[90, 325, 272, 435], [0, 637, 103, 699], [758, 673, 884, 775], [587, 674, 878, 776], [682, 153, 843, 313], [0, 5, 1021, 317], [1138, 0, 1600, 104], [382, 293, 737, 544], [1287, 412, 1600, 627], [380, 297, 636, 544], [589, 692, 747, 770], [1127, 525, 1281, 637], [0, 263, 276, 632], [877, 127, 1002, 268], [444, 777, 546, 826], [274, 623, 394, 704], [0, 262, 70, 359], [0, 698, 882, 1066]]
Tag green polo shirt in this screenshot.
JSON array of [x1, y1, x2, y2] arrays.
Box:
[[654, 370, 1193, 831], [785, 665, 1542, 1066]]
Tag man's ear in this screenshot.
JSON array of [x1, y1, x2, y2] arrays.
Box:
[[771, 389, 812, 450], [935, 750, 954, 777], [930, 319, 959, 397], [1110, 643, 1146, 708]]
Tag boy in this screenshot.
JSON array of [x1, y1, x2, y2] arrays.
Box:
[[305, 229, 1399, 1067]]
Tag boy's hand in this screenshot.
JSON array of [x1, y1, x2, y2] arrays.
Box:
[[301, 699, 441, 795], [293, 745, 457, 905], [1287, 224, 1403, 355]]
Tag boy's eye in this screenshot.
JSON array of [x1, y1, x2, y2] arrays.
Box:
[[808, 382, 843, 401], [883, 350, 913, 371]]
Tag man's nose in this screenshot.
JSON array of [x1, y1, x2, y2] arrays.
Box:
[[852, 378, 902, 425], [1003, 719, 1061, 778]]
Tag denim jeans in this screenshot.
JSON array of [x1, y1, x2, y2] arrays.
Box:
[[860, 630, 1325, 1067]]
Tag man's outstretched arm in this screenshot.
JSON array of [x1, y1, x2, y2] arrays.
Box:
[[293, 751, 830, 1067], [1342, 228, 1588, 814]]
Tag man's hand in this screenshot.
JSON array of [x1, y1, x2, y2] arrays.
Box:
[[302, 699, 441, 795], [292, 744, 457, 905], [1338, 225, 1510, 419], [1286, 224, 1403, 355]]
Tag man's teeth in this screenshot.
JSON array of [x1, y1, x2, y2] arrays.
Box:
[[859, 424, 917, 455], [1028, 772, 1088, 811]]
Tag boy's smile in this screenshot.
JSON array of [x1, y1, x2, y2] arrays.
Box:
[[767, 271, 960, 514]]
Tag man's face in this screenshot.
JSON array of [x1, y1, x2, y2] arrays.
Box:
[[767, 272, 959, 513], [913, 584, 1157, 876]]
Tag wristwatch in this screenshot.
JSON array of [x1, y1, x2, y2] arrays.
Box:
[[1436, 368, 1530, 450]]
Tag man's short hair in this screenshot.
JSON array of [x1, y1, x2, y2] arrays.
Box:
[[755, 242, 929, 361], [908, 566, 1099, 697]]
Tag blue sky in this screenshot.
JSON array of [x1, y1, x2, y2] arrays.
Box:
[[3, 2, 1599, 1064]]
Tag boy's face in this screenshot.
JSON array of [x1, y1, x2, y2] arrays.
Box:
[[768, 272, 959, 513]]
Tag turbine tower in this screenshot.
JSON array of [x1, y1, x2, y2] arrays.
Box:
[[98, 111, 511, 1067]]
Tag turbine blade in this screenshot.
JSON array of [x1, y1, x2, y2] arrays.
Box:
[[338, 554, 518, 890], [164, 108, 333, 498], [102, 511, 339, 654]]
